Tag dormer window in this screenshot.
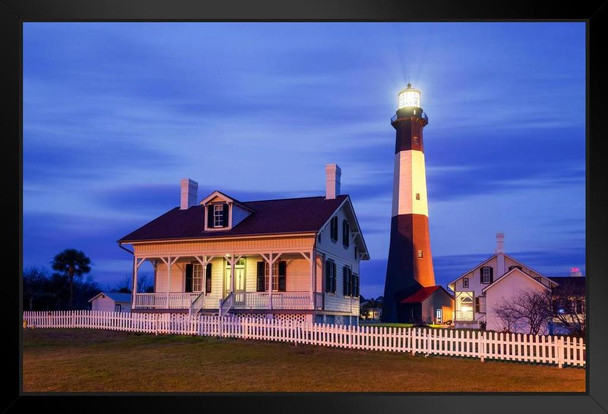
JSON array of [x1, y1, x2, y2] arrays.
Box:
[[201, 190, 254, 231], [214, 204, 225, 227], [207, 202, 229, 229]]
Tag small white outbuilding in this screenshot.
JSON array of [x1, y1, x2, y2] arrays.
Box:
[[89, 292, 132, 313]]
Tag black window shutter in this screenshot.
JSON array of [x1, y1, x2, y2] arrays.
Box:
[[207, 205, 214, 228], [256, 261, 265, 292], [489, 267, 494, 283], [185, 264, 193, 293], [278, 261, 287, 292], [205, 263, 212, 293], [222, 203, 229, 227], [343, 220, 350, 248], [343, 267, 348, 296], [480, 267, 484, 284], [325, 260, 331, 293], [331, 217, 338, 242], [332, 262, 337, 293]]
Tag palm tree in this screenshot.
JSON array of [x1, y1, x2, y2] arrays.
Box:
[[51, 249, 91, 310]]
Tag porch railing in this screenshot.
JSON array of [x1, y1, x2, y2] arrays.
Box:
[[232, 292, 312, 310], [134, 293, 200, 310]]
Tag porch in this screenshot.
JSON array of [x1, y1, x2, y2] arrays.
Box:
[[133, 291, 357, 313]]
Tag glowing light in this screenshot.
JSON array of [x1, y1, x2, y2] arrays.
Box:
[[398, 83, 421, 109]]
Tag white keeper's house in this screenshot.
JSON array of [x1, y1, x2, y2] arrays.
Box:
[[448, 233, 559, 333], [118, 164, 369, 325]]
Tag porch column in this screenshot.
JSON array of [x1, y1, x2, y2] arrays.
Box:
[[166, 255, 171, 307], [131, 256, 137, 310], [194, 256, 215, 296], [310, 250, 316, 309], [231, 253, 236, 293], [132, 257, 146, 309]]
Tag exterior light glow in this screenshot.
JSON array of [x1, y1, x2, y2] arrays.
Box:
[[398, 83, 421, 109]]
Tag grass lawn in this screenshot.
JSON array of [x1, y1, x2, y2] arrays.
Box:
[[23, 328, 585, 393]]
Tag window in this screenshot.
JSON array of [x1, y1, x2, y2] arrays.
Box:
[[208, 203, 228, 229], [481, 267, 493, 284], [534, 277, 542, 282], [354, 246, 358, 260], [205, 263, 213, 293], [343, 266, 352, 296], [192, 264, 203, 292], [417, 250, 423, 258], [455, 292, 474, 321], [416, 193, 420, 200], [114, 304, 122, 312], [214, 204, 224, 227], [463, 277, 469, 288], [342, 220, 350, 248], [330, 216, 338, 242], [318, 233, 322, 243], [257, 261, 286, 292], [325, 259, 336, 293]]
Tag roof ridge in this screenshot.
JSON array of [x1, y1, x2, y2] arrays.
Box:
[[243, 194, 347, 204]]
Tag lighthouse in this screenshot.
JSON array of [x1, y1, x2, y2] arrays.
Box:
[[382, 83, 451, 323]]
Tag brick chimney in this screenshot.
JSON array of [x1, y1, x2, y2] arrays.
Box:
[[325, 164, 341, 200], [180, 178, 198, 210]]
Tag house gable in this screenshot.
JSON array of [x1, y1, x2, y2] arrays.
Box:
[[448, 252, 552, 292], [316, 196, 370, 261], [482, 268, 552, 294]]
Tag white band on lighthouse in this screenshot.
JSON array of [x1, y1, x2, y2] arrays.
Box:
[[391, 150, 429, 217]]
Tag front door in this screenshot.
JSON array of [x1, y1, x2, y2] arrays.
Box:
[[225, 259, 246, 297], [435, 308, 443, 324]]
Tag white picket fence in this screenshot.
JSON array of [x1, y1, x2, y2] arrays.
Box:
[[22, 311, 585, 368]]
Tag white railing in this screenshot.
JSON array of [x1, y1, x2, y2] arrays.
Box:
[[23, 311, 586, 369], [134, 293, 200, 310], [231, 292, 312, 310], [189, 292, 206, 315], [219, 292, 234, 317]]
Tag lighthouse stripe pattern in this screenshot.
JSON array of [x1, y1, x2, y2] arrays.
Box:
[[392, 150, 429, 217]]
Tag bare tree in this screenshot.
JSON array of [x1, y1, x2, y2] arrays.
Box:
[[552, 280, 586, 337], [113, 274, 132, 293], [137, 273, 154, 293], [494, 290, 553, 335]]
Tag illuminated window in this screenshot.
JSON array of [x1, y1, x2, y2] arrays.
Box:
[[416, 193, 420, 200], [463, 278, 469, 288], [455, 292, 474, 321], [418, 250, 423, 258]]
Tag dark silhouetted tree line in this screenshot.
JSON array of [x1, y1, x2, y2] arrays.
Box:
[[23, 249, 98, 310]]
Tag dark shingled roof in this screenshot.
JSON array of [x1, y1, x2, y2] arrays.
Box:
[[548, 276, 586, 294], [119, 195, 349, 242]]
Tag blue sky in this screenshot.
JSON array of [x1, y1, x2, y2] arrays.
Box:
[[23, 22, 586, 298]]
